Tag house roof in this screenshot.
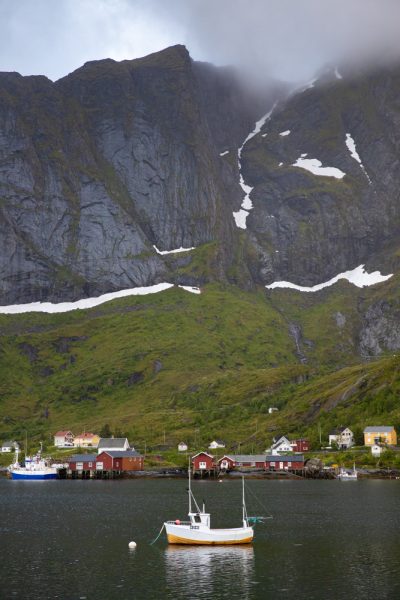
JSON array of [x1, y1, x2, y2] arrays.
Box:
[[364, 426, 395, 433], [100, 450, 142, 458], [220, 455, 266, 463], [266, 455, 304, 462], [272, 435, 290, 444], [54, 430, 73, 436], [68, 454, 97, 463], [192, 452, 214, 459], [329, 427, 351, 435], [98, 437, 129, 448], [2, 440, 18, 447], [76, 432, 97, 439], [272, 440, 292, 449]]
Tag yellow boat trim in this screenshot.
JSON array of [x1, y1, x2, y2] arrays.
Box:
[[167, 533, 253, 545]]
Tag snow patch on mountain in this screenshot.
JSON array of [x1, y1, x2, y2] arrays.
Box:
[[153, 245, 195, 255], [233, 103, 277, 229], [266, 265, 392, 292], [178, 285, 201, 294], [219, 150, 229, 156], [0, 283, 203, 314], [334, 67, 343, 80], [299, 77, 317, 93], [345, 133, 372, 184], [279, 130, 291, 136], [292, 157, 346, 179], [233, 208, 249, 229]]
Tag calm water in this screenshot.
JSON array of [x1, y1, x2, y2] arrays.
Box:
[[1, 478, 400, 599]]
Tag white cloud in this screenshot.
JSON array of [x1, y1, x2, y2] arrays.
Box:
[[2, 0, 400, 82]]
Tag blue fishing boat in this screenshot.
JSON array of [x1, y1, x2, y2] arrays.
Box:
[[9, 443, 58, 480]]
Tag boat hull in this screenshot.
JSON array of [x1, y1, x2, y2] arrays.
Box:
[[165, 523, 253, 545], [10, 471, 57, 480]]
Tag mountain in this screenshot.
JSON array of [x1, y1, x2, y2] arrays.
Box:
[[1, 47, 400, 446], [239, 65, 400, 287], [0, 45, 282, 304]]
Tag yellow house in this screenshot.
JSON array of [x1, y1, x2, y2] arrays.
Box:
[[73, 432, 100, 448], [363, 426, 397, 446]]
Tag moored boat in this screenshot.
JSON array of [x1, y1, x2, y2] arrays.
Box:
[[337, 463, 358, 480], [8, 444, 58, 480], [164, 468, 254, 545]]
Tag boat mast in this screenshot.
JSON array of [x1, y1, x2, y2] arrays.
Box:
[[188, 458, 192, 513], [242, 476, 247, 527]]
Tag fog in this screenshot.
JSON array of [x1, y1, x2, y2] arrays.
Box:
[[1, 0, 400, 82]]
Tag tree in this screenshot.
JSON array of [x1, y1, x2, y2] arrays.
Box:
[[99, 423, 112, 438]]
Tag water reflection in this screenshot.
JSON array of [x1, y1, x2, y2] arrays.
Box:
[[164, 545, 255, 599]]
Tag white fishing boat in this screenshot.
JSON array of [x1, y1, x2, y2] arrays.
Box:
[[164, 469, 254, 545], [337, 463, 358, 480], [8, 444, 58, 480]]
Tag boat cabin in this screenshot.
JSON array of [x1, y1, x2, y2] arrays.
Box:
[[189, 510, 211, 529]]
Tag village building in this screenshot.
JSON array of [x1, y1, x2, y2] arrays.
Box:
[[265, 454, 305, 471], [208, 440, 226, 450], [96, 450, 144, 472], [192, 452, 215, 473], [67, 450, 143, 477], [328, 427, 355, 449], [67, 454, 97, 475], [371, 444, 384, 457], [268, 407, 279, 414], [178, 442, 188, 452], [218, 455, 266, 470], [364, 426, 397, 446], [54, 430, 74, 448], [73, 432, 100, 448], [1, 440, 20, 453], [270, 435, 292, 454], [97, 437, 131, 453], [290, 439, 310, 452]]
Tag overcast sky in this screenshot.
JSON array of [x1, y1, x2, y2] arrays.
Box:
[[1, 0, 400, 83]]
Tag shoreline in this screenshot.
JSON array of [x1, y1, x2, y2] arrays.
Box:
[[2, 466, 399, 480]]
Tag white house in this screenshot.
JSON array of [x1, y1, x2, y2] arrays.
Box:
[[1, 440, 19, 453], [178, 442, 188, 452], [54, 430, 74, 448], [97, 437, 131, 454], [328, 427, 355, 449], [371, 444, 384, 457], [268, 435, 292, 455], [208, 440, 226, 450]]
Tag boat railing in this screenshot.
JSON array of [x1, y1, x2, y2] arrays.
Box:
[[166, 520, 191, 526]]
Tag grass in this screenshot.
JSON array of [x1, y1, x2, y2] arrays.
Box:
[[1, 280, 400, 454]]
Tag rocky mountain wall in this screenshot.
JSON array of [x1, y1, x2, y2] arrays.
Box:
[[0, 45, 278, 303]]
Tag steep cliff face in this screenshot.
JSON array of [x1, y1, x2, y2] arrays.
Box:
[[1, 48, 400, 307], [0, 45, 280, 303], [241, 66, 400, 286]]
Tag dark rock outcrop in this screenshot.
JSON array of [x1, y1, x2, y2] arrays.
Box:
[[0, 45, 280, 303]]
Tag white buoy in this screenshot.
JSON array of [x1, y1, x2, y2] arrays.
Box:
[[128, 541, 137, 549]]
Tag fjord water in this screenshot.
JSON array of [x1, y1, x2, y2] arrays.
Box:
[[1, 478, 400, 600]]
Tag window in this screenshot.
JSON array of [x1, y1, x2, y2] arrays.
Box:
[[199, 461, 207, 469]]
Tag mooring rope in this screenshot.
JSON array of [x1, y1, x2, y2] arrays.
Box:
[[149, 523, 165, 545]]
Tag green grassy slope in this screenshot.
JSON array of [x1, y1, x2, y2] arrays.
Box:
[[1, 279, 399, 451]]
